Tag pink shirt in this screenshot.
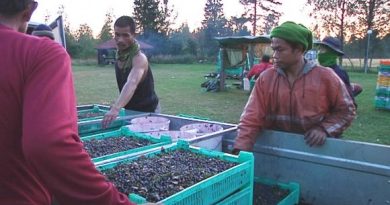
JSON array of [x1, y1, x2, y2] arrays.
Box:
[[0, 24, 133, 205]]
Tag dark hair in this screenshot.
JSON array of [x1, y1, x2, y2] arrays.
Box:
[[261, 55, 270, 63], [0, 0, 32, 16], [114, 16, 136, 34]]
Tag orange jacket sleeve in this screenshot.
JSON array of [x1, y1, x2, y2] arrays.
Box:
[[234, 75, 267, 151], [319, 70, 356, 137]]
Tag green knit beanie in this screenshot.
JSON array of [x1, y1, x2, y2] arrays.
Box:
[[270, 21, 313, 51]]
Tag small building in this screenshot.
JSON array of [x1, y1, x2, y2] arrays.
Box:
[[95, 39, 153, 65]]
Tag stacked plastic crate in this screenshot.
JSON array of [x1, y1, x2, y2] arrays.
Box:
[[375, 61, 390, 110]]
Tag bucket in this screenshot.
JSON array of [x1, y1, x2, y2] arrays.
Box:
[[146, 131, 196, 142], [128, 116, 170, 132], [180, 123, 224, 151]]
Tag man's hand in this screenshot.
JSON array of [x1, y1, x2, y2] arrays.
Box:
[[231, 148, 241, 155], [304, 126, 327, 147], [102, 106, 120, 128]]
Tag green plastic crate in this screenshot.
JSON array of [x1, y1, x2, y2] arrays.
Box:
[[215, 186, 253, 205], [81, 127, 172, 163], [379, 65, 390, 72], [98, 140, 254, 205], [375, 96, 390, 109], [375, 87, 390, 97], [78, 118, 127, 137], [254, 177, 300, 205], [77, 105, 126, 122]]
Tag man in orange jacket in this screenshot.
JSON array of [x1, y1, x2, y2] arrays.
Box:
[[233, 22, 356, 153]]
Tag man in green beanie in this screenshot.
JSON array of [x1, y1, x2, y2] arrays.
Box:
[[233, 22, 356, 153]]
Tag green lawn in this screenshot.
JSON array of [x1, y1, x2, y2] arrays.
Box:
[[72, 63, 389, 145]]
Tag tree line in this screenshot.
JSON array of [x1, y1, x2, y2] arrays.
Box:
[[54, 0, 389, 62]]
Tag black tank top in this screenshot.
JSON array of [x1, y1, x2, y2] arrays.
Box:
[[115, 62, 159, 112]]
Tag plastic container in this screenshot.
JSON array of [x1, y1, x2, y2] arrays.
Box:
[[243, 77, 250, 91], [146, 131, 196, 142], [380, 60, 390, 66], [98, 140, 254, 205], [375, 63, 390, 110], [253, 177, 300, 205], [81, 127, 172, 163], [215, 186, 253, 205], [77, 105, 125, 122], [180, 123, 224, 151], [129, 116, 170, 132], [78, 119, 126, 137]]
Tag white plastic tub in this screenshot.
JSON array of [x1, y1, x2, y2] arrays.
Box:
[[146, 131, 196, 142], [128, 116, 170, 132], [180, 123, 224, 151]]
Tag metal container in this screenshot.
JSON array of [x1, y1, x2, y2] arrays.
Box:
[[223, 130, 390, 205]]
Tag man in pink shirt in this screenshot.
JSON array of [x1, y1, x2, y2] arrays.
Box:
[[0, 1, 144, 204]]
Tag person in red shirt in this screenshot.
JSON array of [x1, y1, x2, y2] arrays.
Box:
[[246, 54, 273, 80], [0, 1, 150, 205]]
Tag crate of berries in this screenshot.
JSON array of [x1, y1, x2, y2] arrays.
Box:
[[77, 104, 126, 122], [82, 127, 172, 163], [252, 177, 300, 205], [216, 176, 299, 205], [215, 186, 253, 205], [98, 140, 254, 205]]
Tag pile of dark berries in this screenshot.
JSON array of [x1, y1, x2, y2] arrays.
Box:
[[83, 136, 153, 158], [253, 182, 290, 205], [78, 111, 106, 119], [102, 149, 238, 202]]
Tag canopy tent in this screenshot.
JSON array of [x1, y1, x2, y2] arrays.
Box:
[[214, 35, 271, 47], [214, 35, 272, 91]]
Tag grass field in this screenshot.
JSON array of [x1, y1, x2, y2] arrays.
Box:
[[73, 63, 389, 145]]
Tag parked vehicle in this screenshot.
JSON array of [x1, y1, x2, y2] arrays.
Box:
[[28, 16, 66, 48]]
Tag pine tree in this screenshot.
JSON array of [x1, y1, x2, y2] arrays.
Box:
[[76, 24, 96, 58], [354, 0, 390, 39], [227, 15, 251, 36], [202, 0, 228, 36], [200, 0, 229, 56], [239, 0, 282, 35], [132, 0, 175, 37], [98, 9, 114, 43]]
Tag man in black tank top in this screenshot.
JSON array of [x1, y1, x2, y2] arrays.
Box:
[[102, 16, 159, 128]]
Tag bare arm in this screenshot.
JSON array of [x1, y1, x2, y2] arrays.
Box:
[[102, 52, 148, 128], [114, 52, 148, 109]]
